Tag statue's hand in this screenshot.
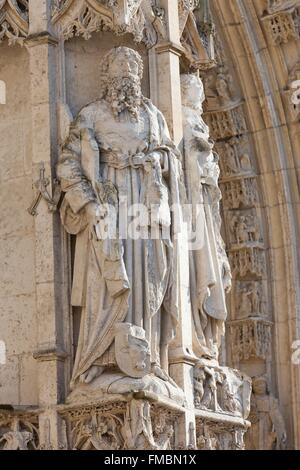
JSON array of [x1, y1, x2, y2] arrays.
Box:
[[146, 150, 162, 165]]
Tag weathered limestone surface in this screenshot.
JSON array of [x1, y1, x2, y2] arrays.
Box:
[[0, 39, 38, 407], [0, 0, 299, 451]]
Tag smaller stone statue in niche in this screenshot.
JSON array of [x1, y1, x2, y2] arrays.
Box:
[[181, 73, 232, 361], [246, 376, 287, 450]]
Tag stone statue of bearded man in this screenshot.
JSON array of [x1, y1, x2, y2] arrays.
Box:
[[57, 47, 184, 397]]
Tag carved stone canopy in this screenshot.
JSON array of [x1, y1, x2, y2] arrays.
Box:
[[51, 0, 167, 47], [180, 0, 216, 71], [0, 0, 29, 45]]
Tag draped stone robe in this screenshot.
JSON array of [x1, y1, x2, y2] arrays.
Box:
[[57, 97, 183, 387], [182, 104, 231, 359]]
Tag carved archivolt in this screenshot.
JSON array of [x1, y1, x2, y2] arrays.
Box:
[[0, 0, 29, 45], [51, 0, 166, 47]]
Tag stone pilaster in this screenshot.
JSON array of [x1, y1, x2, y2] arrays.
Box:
[[26, 0, 70, 449]]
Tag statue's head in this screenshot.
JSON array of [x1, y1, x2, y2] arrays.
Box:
[[99, 47, 144, 119], [181, 74, 205, 111], [252, 376, 268, 396]]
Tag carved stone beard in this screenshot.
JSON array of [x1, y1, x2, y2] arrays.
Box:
[[105, 75, 142, 120]]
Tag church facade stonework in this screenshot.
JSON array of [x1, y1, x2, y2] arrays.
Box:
[[0, 0, 299, 451]]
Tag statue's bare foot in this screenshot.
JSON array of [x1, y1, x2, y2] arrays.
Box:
[[80, 366, 104, 384]]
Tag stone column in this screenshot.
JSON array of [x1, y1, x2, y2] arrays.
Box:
[[26, 0, 69, 449], [150, 0, 196, 449], [150, 0, 184, 147]]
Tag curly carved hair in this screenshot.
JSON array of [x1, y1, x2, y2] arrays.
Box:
[[99, 47, 144, 98]]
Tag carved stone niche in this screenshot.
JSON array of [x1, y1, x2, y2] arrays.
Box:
[[201, 69, 240, 110], [193, 361, 252, 420], [58, 395, 183, 450], [229, 318, 273, 363], [229, 246, 266, 279], [226, 209, 263, 248], [221, 177, 259, 211], [234, 280, 269, 320], [261, 3, 300, 45], [195, 416, 250, 450], [216, 136, 253, 180], [204, 103, 247, 141], [0, 0, 29, 46], [0, 411, 39, 450]]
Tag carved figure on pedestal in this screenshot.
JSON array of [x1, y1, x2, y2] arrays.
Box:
[[193, 363, 251, 419], [57, 47, 185, 401], [246, 376, 287, 450], [181, 73, 231, 361]]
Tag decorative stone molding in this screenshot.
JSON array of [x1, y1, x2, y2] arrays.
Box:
[[0, 0, 29, 46], [193, 362, 251, 420], [216, 136, 253, 179], [234, 281, 268, 319], [204, 103, 247, 140], [229, 318, 273, 363], [220, 177, 259, 210], [266, 0, 300, 14], [226, 209, 262, 247], [178, 0, 198, 36], [229, 247, 266, 279], [195, 412, 250, 450], [261, 2, 300, 45], [200, 17, 281, 448], [59, 398, 182, 450], [178, 0, 217, 71], [51, 0, 166, 47], [0, 412, 39, 450]]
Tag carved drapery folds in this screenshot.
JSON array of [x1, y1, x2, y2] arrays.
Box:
[[51, 0, 166, 47], [0, 0, 29, 45]]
